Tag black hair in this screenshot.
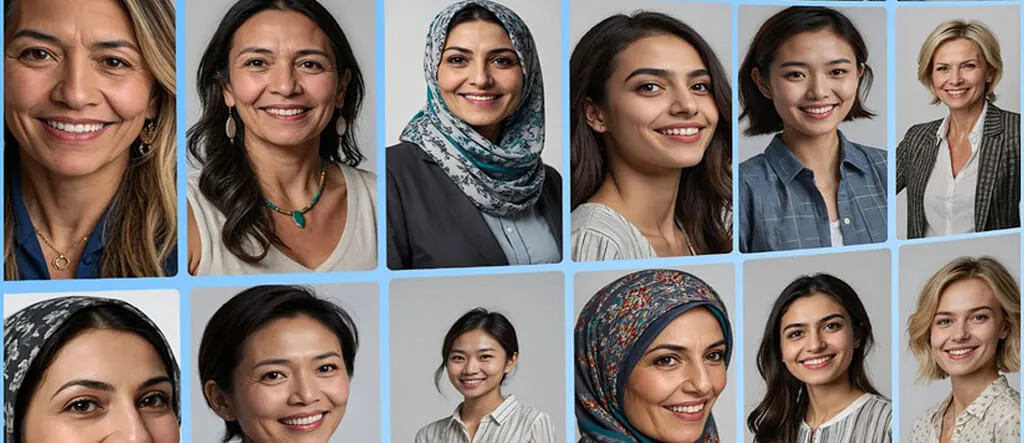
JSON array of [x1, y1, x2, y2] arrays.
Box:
[[433, 308, 519, 393], [447, 3, 502, 33]]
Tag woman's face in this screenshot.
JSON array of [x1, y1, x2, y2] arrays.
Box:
[[219, 315, 350, 443], [445, 329, 516, 401], [22, 329, 178, 443], [929, 278, 1008, 378], [437, 19, 524, 142], [223, 10, 349, 152], [623, 308, 728, 443], [930, 38, 989, 113], [587, 34, 719, 173], [779, 292, 857, 388], [4, 0, 157, 178], [757, 29, 861, 141]]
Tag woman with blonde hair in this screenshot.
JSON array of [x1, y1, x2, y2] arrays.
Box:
[[897, 20, 1020, 239], [907, 256, 1021, 442], [4, 0, 177, 279]]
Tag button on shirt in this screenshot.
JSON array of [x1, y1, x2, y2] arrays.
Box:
[[910, 375, 1021, 443], [414, 395, 556, 443], [923, 101, 987, 237], [739, 132, 888, 253]]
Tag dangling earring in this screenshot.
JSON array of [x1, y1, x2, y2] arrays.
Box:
[[225, 108, 237, 142], [336, 116, 347, 137], [138, 119, 157, 156]]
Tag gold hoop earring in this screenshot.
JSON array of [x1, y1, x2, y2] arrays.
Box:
[[138, 119, 157, 156]]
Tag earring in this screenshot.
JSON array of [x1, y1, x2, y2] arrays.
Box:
[[225, 108, 237, 142], [138, 119, 157, 156], [336, 116, 347, 137]]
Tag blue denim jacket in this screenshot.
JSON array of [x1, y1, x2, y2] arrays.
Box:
[[739, 132, 888, 253]]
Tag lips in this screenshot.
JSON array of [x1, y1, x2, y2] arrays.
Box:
[[39, 118, 111, 142], [261, 106, 311, 120], [459, 377, 486, 388], [664, 401, 707, 421], [656, 123, 705, 143], [799, 104, 837, 119], [945, 347, 977, 360], [278, 411, 326, 431], [944, 87, 970, 98], [799, 354, 835, 369], [459, 92, 503, 107]]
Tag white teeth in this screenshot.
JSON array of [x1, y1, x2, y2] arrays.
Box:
[[46, 121, 105, 133], [461, 379, 484, 386], [281, 413, 323, 426], [265, 108, 306, 116], [667, 403, 705, 414], [660, 127, 699, 136], [946, 89, 968, 97], [464, 95, 497, 102], [948, 349, 973, 356], [803, 355, 834, 365], [803, 105, 834, 115]]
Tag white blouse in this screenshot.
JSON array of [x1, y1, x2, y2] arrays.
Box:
[[910, 375, 1020, 443], [413, 395, 555, 443], [923, 101, 987, 237]]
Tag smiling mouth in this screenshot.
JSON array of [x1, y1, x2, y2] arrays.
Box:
[[658, 127, 701, 137], [799, 104, 837, 118], [279, 412, 326, 430], [664, 401, 707, 421], [799, 354, 835, 369], [460, 378, 486, 388], [44, 120, 108, 133], [945, 347, 977, 360], [261, 107, 311, 118], [459, 93, 503, 106], [945, 88, 970, 98]]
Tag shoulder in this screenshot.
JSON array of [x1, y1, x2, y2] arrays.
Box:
[[903, 118, 943, 140], [738, 153, 772, 181], [414, 417, 453, 440], [845, 141, 888, 175], [340, 163, 377, 186], [542, 164, 561, 183], [571, 205, 631, 241], [386, 142, 428, 169]]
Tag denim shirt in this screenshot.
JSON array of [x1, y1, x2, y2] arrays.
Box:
[[739, 132, 888, 253]]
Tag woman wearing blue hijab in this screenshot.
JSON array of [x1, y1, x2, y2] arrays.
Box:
[[387, 0, 562, 270]]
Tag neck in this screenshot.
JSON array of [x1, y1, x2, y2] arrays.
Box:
[[460, 389, 505, 424], [589, 143, 682, 236], [781, 128, 841, 184], [949, 366, 1000, 413], [947, 100, 985, 139], [805, 378, 864, 427], [18, 149, 125, 244], [244, 135, 324, 208]]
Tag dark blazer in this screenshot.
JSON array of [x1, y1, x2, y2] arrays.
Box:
[[896, 102, 1020, 239], [387, 142, 562, 269]]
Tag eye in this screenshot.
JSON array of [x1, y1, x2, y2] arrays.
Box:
[[653, 355, 679, 367], [449, 355, 465, 363], [102, 57, 131, 69], [19, 48, 54, 62], [936, 318, 953, 326], [830, 68, 848, 76], [705, 350, 725, 363], [691, 81, 711, 93], [786, 330, 804, 340], [138, 393, 169, 409], [972, 313, 990, 322], [935, 66, 948, 72], [635, 82, 663, 94], [492, 56, 517, 67], [317, 363, 339, 373], [65, 399, 99, 414], [261, 370, 285, 381], [446, 55, 467, 65], [244, 59, 267, 68], [783, 71, 805, 80], [299, 60, 325, 71], [480, 354, 493, 361], [824, 321, 844, 331]]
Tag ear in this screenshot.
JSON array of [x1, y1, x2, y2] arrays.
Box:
[[857, 62, 866, 79], [335, 68, 352, 109], [203, 380, 237, 422], [583, 97, 608, 133], [504, 352, 519, 374], [222, 81, 237, 108], [752, 67, 771, 99], [1000, 321, 1010, 340], [146, 91, 160, 120]]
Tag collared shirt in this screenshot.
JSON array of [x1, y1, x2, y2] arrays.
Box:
[[924, 101, 988, 237], [910, 375, 1021, 443], [10, 168, 177, 279], [797, 393, 892, 443], [414, 395, 556, 443], [739, 131, 888, 252], [480, 206, 560, 265]]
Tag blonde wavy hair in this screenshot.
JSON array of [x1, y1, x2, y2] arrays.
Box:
[[3, 0, 177, 279], [907, 256, 1021, 380], [917, 20, 1003, 105]]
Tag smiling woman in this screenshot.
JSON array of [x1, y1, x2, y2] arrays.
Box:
[[3, 0, 177, 279], [3, 296, 181, 443]]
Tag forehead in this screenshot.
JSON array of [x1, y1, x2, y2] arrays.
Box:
[[933, 38, 981, 61], [781, 293, 847, 325], [40, 329, 167, 389], [774, 28, 856, 63], [937, 278, 998, 311], [450, 329, 502, 351], [230, 9, 333, 55], [241, 315, 343, 360], [650, 307, 723, 345], [443, 19, 512, 49], [612, 34, 706, 75], [7, 0, 137, 43]]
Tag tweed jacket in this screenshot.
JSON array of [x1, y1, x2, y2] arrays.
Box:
[[896, 102, 1020, 238]]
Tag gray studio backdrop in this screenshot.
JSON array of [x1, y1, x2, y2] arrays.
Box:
[[738, 6, 889, 162], [898, 232, 1022, 443], [385, 0, 563, 172], [190, 283, 380, 442], [743, 249, 892, 443], [573, 264, 736, 443], [390, 272, 566, 442], [185, 0, 378, 172], [894, 5, 1021, 239]]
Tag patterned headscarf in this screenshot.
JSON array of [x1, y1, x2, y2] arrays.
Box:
[[4, 297, 181, 442], [400, 0, 546, 217], [575, 269, 733, 442]]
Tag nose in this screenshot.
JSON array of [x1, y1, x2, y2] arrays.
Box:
[[680, 362, 714, 396], [806, 72, 830, 100], [952, 67, 964, 84], [953, 319, 972, 342], [102, 404, 154, 443], [669, 87, 698, 116], [462, 358, 480, 374], [50, 53, 102, 109], [289, 372, 322, 405], [807, 329, 827, 353], [468, 60, 493, 88], [270, 64, 301, 97]]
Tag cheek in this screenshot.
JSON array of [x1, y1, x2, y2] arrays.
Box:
[[225, 74, 264, 105], [323, 374, 351, 404], [497, 70, 523, 97], [302, 75, 341, 104], [436, 67, 461, 93], [146, 414, 182, 443], [627, 369, 671, 404], [698, 96, 719, 127], [237, 384, 290, 418], [780, 340, 800, 362], [709, 366, 727, 395]]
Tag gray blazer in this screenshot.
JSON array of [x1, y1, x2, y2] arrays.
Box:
[[896, 102, 1020, 239]]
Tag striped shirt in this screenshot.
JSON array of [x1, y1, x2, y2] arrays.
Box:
[[739, 131, 888, 253], [797, 393, 892, 443], [910, 375, 1020, 443], [414, 395, 556, 443]]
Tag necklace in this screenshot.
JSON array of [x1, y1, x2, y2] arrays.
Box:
[[262, 159, 328, 229], [34, 228, 89, 271]]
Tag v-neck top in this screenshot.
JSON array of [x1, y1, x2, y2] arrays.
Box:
[[187, 163, 377, 275]]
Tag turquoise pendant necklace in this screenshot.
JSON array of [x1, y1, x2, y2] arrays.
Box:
[[262, 159, 328, 229]]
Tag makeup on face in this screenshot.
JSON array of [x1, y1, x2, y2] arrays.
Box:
[[931, 38, 989, 113], [930, 278, 1008, 378], [445, 329, 515, 401], [780, 293, 857, 388]]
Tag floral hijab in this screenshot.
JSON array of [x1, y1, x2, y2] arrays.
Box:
[[575, 269, 733, 442]]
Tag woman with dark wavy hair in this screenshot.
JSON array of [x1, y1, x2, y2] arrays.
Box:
[[748, 273, 891, 443], [570, 11, 732, 261], [187, 0, 375, 275]]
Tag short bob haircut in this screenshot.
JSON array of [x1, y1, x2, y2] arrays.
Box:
[[570, 11, 732, 254], [907, 256, 1021, 380], [198, 285, 359, 442], [433, 308, 519, 393], [916, 20, 1003, 105], [739, 6, 875, 136], [187, 0, 365, 265], [11, 302, 180, 443]]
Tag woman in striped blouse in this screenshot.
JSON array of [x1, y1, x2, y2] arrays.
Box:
[[748, 274, 892, 443], [415, 308, 555, 442]]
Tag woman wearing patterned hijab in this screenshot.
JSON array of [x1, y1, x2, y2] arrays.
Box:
[[387, 0, 561, 270], [575, 269, 733, 442], [4, 296, 180, 443]]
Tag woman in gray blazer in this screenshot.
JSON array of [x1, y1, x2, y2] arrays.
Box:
[[897, 20, 1020, 239]]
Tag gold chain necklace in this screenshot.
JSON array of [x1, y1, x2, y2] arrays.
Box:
[[34, 228, 89, 271]]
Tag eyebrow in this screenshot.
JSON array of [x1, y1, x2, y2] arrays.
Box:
[[623, 67, 710, 83], [778, 58, 853, 69], [237, 47, 332, 58], [253, 352, 343, 368], [450, 347, 497, 354], [643, 339, 727, 355], [51, 379, 114, 400], [782, 313, 845, 332], [442, 46, 516, 55], [10, 29, 140, 53], [935, 306, 995, 316]]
